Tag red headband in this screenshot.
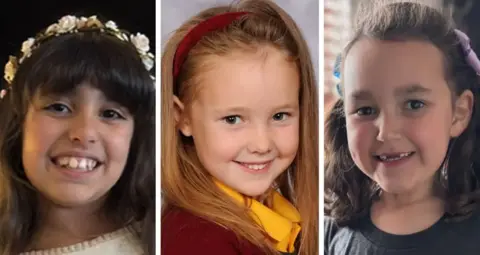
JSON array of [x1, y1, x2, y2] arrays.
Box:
[[172, 12, 249, 79]]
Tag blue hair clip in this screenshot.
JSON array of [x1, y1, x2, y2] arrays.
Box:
[[333, 54, 341, 79], [333, 54, 343, 98]]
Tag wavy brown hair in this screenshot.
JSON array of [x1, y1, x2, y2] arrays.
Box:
[[325, 1, 480, 227], [161, 0, 318, 254], [0, 19, 155, 254]]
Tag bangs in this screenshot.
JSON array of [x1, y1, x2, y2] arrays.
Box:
[[17, 33, 154, 114]]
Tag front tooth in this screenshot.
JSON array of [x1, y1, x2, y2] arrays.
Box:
[[69, 158, 78, 168], [55, 157, 98, 171], [247, 164, 266, 170], [78, 159, 87, 169], [58, 157, 70, 166]]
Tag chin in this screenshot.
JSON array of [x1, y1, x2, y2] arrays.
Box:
[[46, 192, 98, 207], [241, 189, 267, 198], [378, 182, 413, 195], [236, 181, 273, 198]]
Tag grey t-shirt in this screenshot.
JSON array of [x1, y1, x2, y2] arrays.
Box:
[[325, 211, 480, 255]]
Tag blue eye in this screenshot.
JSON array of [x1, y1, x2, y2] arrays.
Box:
[[223, 115, 241, 125], [406, 100, 425, 110], [273, 112, 290, 121]]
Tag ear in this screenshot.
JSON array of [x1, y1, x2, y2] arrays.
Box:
[[450, 90, 474, 137], [173, 96, 192, 137]]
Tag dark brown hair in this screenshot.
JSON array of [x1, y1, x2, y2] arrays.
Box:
[[325, 1, 480, 226], [0, 22, 155, 254]]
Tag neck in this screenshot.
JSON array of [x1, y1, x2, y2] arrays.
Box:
[[28, 195, 119, 251], [371, 182, 445, 235], [379, 183, 439, 207]]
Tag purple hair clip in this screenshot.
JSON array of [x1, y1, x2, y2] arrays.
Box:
[[454, 29, 480, 75]]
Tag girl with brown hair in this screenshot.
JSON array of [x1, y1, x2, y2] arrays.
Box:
[[325, 1, 480, 254]]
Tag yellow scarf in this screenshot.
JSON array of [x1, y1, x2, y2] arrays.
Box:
[[215, 181, 301, 253]]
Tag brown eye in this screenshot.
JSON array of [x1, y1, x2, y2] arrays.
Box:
[[101, 109, 124, 120], [223, 115, 241, 125], [356, 107, 376, 116], [45, 103, 70, 113]]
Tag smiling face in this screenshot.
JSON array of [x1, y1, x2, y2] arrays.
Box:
[[176, 46, 300, 197], [22, 83, 134, 207], [343, 38, 472, 197]]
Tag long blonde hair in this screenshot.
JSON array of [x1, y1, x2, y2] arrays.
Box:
[[161, 0, 318, 254]]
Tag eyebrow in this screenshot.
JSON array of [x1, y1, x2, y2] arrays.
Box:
[[396, 84, 432, 95], [273, 103, 299, 110], [212, 103, 298, 114], [350, 84, 432, 100], [213, 106, 248, 113]]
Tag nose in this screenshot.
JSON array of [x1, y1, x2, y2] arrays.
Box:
[[376, 112, 402, 142], [247, 124, 272, 154], [68, 111, 99, 146]]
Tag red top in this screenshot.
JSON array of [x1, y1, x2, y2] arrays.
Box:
[[161, 207, 267, 255]]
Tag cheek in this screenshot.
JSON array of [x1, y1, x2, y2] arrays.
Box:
[[274, 123, 299, 157], [405, 113, 452, 159], [22, 114, 63, 168], [409, 109, 452, 138], [346, 120, 373, 162], [192, 121, 239, 161], [104, 124, 134, 164]]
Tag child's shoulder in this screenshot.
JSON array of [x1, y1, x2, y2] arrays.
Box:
[[324, 215, 352, 252], [20, 225, 143, 255], [162, 206, 264, 255], [324, 211, 480, 255], [161, 206, 234, 236], [324, 216, 338, 241]]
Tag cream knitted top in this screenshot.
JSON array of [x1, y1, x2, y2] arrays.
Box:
[[19, 225, 143, 255]]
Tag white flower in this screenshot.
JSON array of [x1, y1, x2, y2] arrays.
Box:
[[45, 23, 59, 34], [105, 21, 118, 30], [4, 60, 16, 84], [21, 38, 35, 55], [76, 17, 88, 28], [86, 15, 103, 27], [113, 32, 128, 42], [130, 33, 150, 53], [141, 55, 154, 71], [0, 89, 7, 99], [58, 15, 77, 33]]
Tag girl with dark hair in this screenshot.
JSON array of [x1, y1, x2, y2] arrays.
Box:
[[325, 1, 480, 254], [0, 15, 155, 254]]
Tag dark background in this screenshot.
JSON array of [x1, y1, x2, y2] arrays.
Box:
[[1, 0, 155, 89]]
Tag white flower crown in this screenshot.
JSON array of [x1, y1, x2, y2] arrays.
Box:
[[3, 15, 155, 97]]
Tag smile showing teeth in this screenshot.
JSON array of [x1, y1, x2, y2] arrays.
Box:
[[377, 152, 413, 162], [54, 157, 98, 171], [237, 161, 271, 171], [243, 164, 267, 170]]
